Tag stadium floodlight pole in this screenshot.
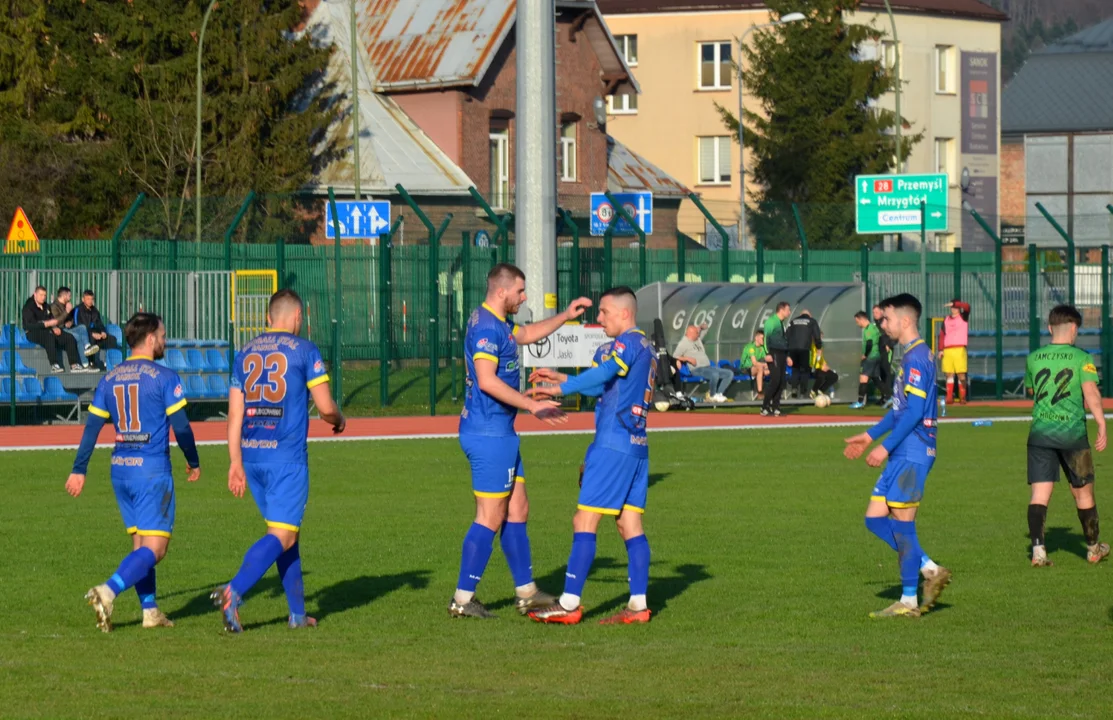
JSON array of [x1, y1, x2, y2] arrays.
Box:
[[882, 0, 902, 173], [195, 0, 218, 249], [737, 12, 805, 250]]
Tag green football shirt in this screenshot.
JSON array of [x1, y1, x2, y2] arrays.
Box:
[[862, 324, 881, 359], [763, 315, 786, 350], [741, 342, 765, 368], [1025, 343, 1100, 450]]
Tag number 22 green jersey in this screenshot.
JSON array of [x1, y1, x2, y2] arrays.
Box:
[[1024, 343, 1099, 450]]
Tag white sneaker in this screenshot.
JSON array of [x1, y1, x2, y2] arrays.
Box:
[[713, 394, 728, 403], [84, 343, 100, 357]]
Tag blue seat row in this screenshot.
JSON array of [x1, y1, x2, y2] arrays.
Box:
[[0, 326, 40, 350], [677, 360, 786, 384], [0, 376, 78, 402], [0, 351, 35, 375], [182, 374, 230, 400], [157, 349, 231, 373], [167, 338, 229, 349]]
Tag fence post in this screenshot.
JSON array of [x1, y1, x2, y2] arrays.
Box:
[[1029, 244, 1040, 354], [111, 193, 145, 271], [327, 188, 344, 405], [468, 187, 510, 264], [602, 225, 613, 291], [1099, 244, 1108, 396], [8, 322, 15, 425], [965, 202, 1004, 400], [1035, 201, 1075, 305], [791, 203, 808, 282], [224, 190, 255, 272], [686, 192, 730, 282], [558, 208, 580, 301], [919, 200, 929, 338], [380, 216, 401, 407], [860, 245, 870, 310], [604, 191, 646, 288], [275, 236, 286, 289], [953, 247, 962, 301], [756, 236, 765, 282], [676, 231, 686, 281]]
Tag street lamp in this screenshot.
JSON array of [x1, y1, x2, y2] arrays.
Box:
[[196, 0, 218, 248], [737, 11, 805, 250]]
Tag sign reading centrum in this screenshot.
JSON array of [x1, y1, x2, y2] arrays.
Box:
[[855, 173, 949, 234]]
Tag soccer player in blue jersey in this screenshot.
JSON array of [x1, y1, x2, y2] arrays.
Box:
[[65, 313, 201, 633], [213, 289, 345, 632], [844, 294, 952, 618], [451, 263, 591, 619], [526, 287, 656, 625]]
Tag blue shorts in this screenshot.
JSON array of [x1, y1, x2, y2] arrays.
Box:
[[871, 457, 934, 508], [245, 462, 310, 532], [459, 433, 525, 498], [578, 445, 648, 516], [111, 471, 175, 538]]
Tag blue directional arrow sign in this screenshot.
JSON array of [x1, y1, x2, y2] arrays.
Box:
[[325, 200, 392, 239], [590, 192, 653, 236]]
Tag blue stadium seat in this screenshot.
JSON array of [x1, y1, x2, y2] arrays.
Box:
[[41, 376, 78, 401], [22, 377, 46, 401], [204, 374, 228, 399], [4, 377, 37, 401], [105, 349, 124, 370], [14, 329, 35, 349], [166, 338, 188, 348], [0, 325, 9, 348], [107, 324, 124, 348], [205, 349, 230, 373], [184, 375, 206, 400], [165, 349, 189, 372], [1, 351, 35, 375], [186, 349, 210, 372]]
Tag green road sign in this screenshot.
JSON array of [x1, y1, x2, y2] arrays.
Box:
[[855, 173, 949, 234]]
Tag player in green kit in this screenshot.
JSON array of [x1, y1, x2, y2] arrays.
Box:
[[741, 330, 768, 400], [1025, 305, 1109, 567], [851, 311, 890, 409]]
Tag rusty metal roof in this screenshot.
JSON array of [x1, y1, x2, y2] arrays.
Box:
[[597, 0, 1006, 21], [607, 136, 690, 197], [359, 0, 638, 93]]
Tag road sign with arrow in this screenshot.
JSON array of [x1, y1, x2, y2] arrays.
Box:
[[854, 173, 949, 234], [325, 200, 391, 239]]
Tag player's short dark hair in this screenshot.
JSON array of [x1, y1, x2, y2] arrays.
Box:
[[56, 286, 71, 298], [755, 329, 764, 336], [486, 263, 525, 292], [879, 293, 922, 321], [268, 288, 303, 316], [776, 301, 790, 312], [82, 289, 95, 298], [854, 311, 869, 320], [33, 285, 46, 293], [1048, 304, 1082, 328], [601, 286, 638, 313], [124, 312, 163, 349]]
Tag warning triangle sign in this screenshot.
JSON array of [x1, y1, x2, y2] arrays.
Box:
[[6, 207, 39, 254]]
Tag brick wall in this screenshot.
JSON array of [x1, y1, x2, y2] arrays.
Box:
[[1000, 138, 1025, 225]]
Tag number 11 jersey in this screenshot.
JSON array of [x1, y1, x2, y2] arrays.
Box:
[[232, 330, 330, 466], [1025, 343, 1099, 450]]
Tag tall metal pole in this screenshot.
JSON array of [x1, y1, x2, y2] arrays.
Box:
[[350, 0, 361, 200], [195, 0, 218, 248], [516, 0, 556, 320], [882, 0, 902, 173]]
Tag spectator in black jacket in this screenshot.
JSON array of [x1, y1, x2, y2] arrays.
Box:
[[786, 309, 822, 397], [74, 290, 117, 368], [22, 286, 82, 372], [872, 304, 893, 392]]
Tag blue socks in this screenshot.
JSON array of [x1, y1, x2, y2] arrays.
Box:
[[456, 523, 497, 593], [891, 520, 924, 598], [135, 567, 158, 609], [500, 521, 533, 588], [106, 547, 156, 596], [865, 516, 898, 551], [563, 532, 597, 599], [625, 535, 650, 597], [276, 542, 305, 617], [230, 534, 285, 598]]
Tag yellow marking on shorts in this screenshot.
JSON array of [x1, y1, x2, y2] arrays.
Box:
[[577, 504, 621, 516], [266, 521, 300, 532]]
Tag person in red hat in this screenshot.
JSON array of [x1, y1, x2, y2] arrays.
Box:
[[938, 299, 971, 404]]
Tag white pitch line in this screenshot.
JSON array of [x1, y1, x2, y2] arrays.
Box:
[[0, 414, 1065, 453]]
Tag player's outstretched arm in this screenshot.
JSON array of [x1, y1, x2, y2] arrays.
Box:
[[310, 381, 347, 434], [529, 356, 621, 400], [529, 368, 568, 385], [513, 297, 592, 346], [474, 358, 566, 424], [169, 408, 201, 481], [66, 413, 107, 497], [1082, 381, 1107, 452], [227, 387, 247, 497]]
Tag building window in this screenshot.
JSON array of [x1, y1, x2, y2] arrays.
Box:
[[698, 136, 732, 184], [560, 121, 577, 182], [617, 34, 637, 66], [607, 92, 638, 114], [935, 45, 955, 93], [699, 41, 732, 90], [934, 137, 956, 184], [489, 123, 510, 209], [881, 41, 901, 79]]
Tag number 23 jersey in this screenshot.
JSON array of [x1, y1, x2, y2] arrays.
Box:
[[1025, 343, 1099, 450], [232, 331, 330, 465]]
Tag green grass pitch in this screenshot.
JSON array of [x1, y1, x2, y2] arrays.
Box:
[[3, 422, 1113, 718]]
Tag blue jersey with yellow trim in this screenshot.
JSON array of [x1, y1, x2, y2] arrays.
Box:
[[88, 357, 188, 477], [593, 329, 657, 458], [461, 303, 521, 437], [890, 338, 938, 462], [231, 330, 329, 466]]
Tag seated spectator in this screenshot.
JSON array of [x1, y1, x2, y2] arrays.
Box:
[[674, 322, 734, 403], [812, 359, 838, 398], [51, 286, 98, 369], [74, 289, 117, 369], [741, 330, 770, 400], [22, 285, 82, 373]]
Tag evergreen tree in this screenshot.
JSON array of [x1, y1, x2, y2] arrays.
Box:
[[718, 0, 921, 249]]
